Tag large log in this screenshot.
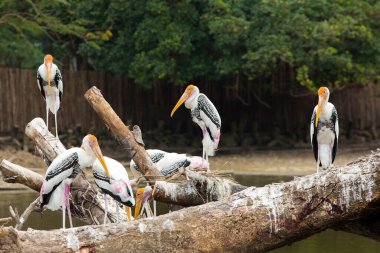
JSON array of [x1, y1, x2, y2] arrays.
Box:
[[1, 150, 379, 252], [153, 171, 248, 206], [3, 118, 124, 225]]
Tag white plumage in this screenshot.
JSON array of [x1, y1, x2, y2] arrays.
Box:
[[40, 134, 110, 229], [92, 156, 135, 223], [171, 85, 221, 170], [37, 54, 63, 138], [130, 149, 209, 177], [310, 87, 339, 171]]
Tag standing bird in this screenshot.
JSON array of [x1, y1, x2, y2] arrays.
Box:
[[92, 156, 135, 224], [40, 134, 110, 229], [130, 149, 209, 178], [171, 84, 221, 170], [37, 54, 63, 138], [310, 87, 339, 172]]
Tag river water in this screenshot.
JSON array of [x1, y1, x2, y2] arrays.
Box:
[[0, 174, 379, 252]]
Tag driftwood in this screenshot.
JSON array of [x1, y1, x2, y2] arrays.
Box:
[[84, 86, 162, 181], [84, 86, 247, 206], [0, 150, 379, 252], [0, 118, 125, 227]]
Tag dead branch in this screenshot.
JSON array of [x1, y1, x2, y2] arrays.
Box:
[[1, 150, 379, 252], [84, 86, 162, 181]]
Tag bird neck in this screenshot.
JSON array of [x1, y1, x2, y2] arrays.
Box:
[[185, 92, 199, 109]]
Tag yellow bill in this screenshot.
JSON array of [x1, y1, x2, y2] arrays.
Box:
[[170, 85, 195, 117], [134, 188, 145, 219], [125, 206, 132, 221]]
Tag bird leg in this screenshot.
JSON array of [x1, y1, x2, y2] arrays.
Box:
[[62, 185, 66, 229], [65, 184, 73, 228], [54, 112, 58, 138], [153, 200, 157, 217], [103, 194, 108, 225], [46, 105, 49, 131], [116, 203, 119, 223]]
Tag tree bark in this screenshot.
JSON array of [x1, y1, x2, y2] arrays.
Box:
[[1, 150, 379, 253], [84, 86, 162, 181], [1, 118, 126, 226], [0, 160, 43, 191], [153, 171, 248, 206]]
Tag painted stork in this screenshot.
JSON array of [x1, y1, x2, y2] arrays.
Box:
[[129, 149, 209, 177], [37, 54, 63, 138], [170, 84, 221, 170], [92, 156, 135, 224], [310, 87, 339, 172], [134, 186, 154, 219], [40, 134, 110, 229]]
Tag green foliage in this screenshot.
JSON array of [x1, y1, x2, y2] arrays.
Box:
[[0, 0, 86, 68], [2, 0, 380, 90]]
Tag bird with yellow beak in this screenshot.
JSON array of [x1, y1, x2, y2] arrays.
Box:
[[171, 84, 221, 171], [310, 87, 339, 172], [37, 54, 63, 138], [40, 134, 111, 229], [134, 186, 154, 219]]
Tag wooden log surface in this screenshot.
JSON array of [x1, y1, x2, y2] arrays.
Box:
[[0, 118, 125, 226], [84, 86, 162, 181], [1, 150, 379, 253]]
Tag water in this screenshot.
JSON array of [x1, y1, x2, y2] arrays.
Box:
[[0, 175, 379, 252]]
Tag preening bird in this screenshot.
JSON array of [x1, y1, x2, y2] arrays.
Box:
[[134, 186, 154, 219], [130, 149, 209, 177], [40, 134, 110, 229], [310, 87, 339, 172], [92, 156, 135, 224], [171, 84, 221, 170], [37, 54, 63, 138]]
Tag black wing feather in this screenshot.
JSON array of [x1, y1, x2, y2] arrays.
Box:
[[55, 68, 63, 101], [37, 71, 46, 99], [198, 94, 221, 129], [311, 110, 318, 162], [331, 107, 338, 163]]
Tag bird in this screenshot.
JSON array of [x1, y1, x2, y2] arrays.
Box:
[[92, 156, 136, 224], [40, 134, 110, 229], [130, 149, 208, 217], [130, 149, 209, 178], [37, 54, 63, 138], [310, 87, 339, 172], [171, 84, 221, 170], [134, 186, 154, 219]]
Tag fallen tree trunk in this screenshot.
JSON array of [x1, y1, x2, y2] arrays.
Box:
[[153, 171, 248, 206], [84, 86, 247, 206], [1, 150, 379, 252], [0, 118, 124, 226]]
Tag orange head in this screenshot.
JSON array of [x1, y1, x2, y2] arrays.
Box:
[[315, 87, 330, 127], [44, 54, 53, 86], [170, 84, 197, 117]]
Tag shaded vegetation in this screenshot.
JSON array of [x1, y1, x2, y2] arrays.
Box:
[[1, 0, 380, 90]]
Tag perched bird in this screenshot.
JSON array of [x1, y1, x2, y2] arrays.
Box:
[[40, 134, 110, 229], [134, 186, 154, 219], [92, 156, 135, 224], [310, 87, 339, 172], [171, 84, 221, 170], [37, 54, 63, 138], [130, 149, 209, 177]]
